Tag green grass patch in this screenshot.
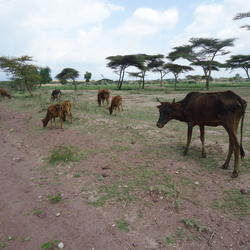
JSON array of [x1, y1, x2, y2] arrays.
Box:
[[212, 189, 250, 217], [41, 240, 60, 249], [48, 145, 84, 164], [47, 193, 62, 203], [116, 219, 130, 232], [0, 242, 7, 248]]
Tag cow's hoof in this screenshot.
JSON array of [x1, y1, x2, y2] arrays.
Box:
[[201, 153, 207, 158], [231, 171, 238, 178], [221, 164, 229, 169]]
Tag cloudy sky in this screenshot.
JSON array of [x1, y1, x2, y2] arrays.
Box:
[[0, 0, 249, 80]]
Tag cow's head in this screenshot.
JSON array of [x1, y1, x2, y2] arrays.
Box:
[[156, 98, 179, 128]]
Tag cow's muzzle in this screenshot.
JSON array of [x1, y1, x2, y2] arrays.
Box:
[[156, 122, 164, 128]]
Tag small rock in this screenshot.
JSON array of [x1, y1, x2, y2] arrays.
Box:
[[194, 181, 199, 185], [56, 212, 61, 217], [8, 236, 13, 240], [175, 171, 179, 174], [58, 242, 64, 249]]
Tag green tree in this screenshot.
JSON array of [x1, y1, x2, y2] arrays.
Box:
[[135, 54, 165, 89], [0, 55, 41, 95], [84, 71, 92, 82], [39, 66, 52, 86], [56, 68, 79, 90], [233, 12, 250, 30], [164, 63, 193, 90], [226, 55, 250, 81], [106, 55, 142, 89], [168, 37, 235, 90]]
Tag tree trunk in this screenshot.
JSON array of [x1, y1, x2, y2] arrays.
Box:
[[174, 74, 178, 90], [160, 72, 163, 87], [119, 69, 125, 90], [244, 68, 250, 81], [142, 71, 146, 89]]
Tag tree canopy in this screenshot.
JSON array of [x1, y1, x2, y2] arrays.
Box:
[[56, 67, 79, 90], [0, 55, 41, 95], [168, 37, 235, 90], [226, 55, 250, 80]]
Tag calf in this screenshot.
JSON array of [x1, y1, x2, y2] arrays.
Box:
[[97, 89, 110, 106], [61, 100, 73, 123], [0, 88, 11, 99], [42, 104, 63, 129], [109, 95, 123, 115], [51, 89, 61, 102], [156, 91, 247, 178]]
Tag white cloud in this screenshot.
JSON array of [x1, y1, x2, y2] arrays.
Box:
[[117, 7, 178, 36]]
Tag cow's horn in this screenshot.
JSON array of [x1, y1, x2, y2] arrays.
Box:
[[172, 98, 175, 104]]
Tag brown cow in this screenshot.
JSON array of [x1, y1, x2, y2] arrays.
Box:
[[109, 95, 123, 115], [0, 88, 11, 99], [42, 104, 63, 129], [156, 91, 247, 178], [97, 89, 110, 106], [61, 100, 73, 123]]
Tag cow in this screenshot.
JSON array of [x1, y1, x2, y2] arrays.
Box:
[[97, 89, 110, 106], [51, 89, 62, 102], [0, 88, 11, 99], [42, 104, 64, 129], [109, 95, 123, 115], [156, 91, 247, 178], [61, 100, 73, 123]]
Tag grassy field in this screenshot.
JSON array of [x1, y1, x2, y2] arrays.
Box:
[[1, 84, 250, 249]]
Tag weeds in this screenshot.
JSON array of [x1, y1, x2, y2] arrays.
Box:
[[47, 193, 62, 203], [116, 219, 130, 232], [41, 240, 60, 249]]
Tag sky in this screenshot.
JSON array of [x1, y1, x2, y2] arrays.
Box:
[[0, 0, 250, 81]]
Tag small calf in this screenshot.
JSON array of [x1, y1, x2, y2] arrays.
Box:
[[97, 89, 110, 106], [0, 88, 11, 99], [51, 89, 61, 102], [61, 100, 73, 123], [42, 104, 63, 129], [109, 95, 123, 115]]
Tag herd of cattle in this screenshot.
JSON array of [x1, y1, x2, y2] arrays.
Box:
[[0, 87, 247, 178]]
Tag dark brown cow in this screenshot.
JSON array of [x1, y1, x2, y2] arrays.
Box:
[[156, 91, 247, 178], [0, 88, 11, 99], [51, 89, 61, 102], [97, 89, 110, 106], [109, 95, 123, 115]]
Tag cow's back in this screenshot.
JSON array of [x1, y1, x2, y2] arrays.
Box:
[[182, 91, 246, 126]]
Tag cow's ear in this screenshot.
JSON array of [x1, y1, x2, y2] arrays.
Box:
[[172, 98, 175, 104], [157, 105, 161, 109]]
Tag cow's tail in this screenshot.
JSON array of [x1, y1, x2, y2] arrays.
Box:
[[239, 99, 247, 159]]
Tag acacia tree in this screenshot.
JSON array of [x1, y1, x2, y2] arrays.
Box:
[[84, 71, 92, 82], [39, 66, 52, 87], [149, 59, 170, 86], [56, 68, 79, 90], [168, 37, 235, 90], [0, 55, 41, 95], [164, 63, 193, 90], [106, 55, 142, 89], [233, 12, 250, 30], [137, 54, 166, 88], [226, 55, 250, 81]]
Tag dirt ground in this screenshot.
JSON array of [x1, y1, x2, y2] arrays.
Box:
[[0, 88, 249, 250]]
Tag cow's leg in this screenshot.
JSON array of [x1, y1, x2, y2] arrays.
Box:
[[223, 124, 240, 178], [221, 140, 233, 169], [184, 124, 193, 155], [199, 125, 206, 158]]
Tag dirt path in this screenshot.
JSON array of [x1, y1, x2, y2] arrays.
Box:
[[0, 108, 132, 250]]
